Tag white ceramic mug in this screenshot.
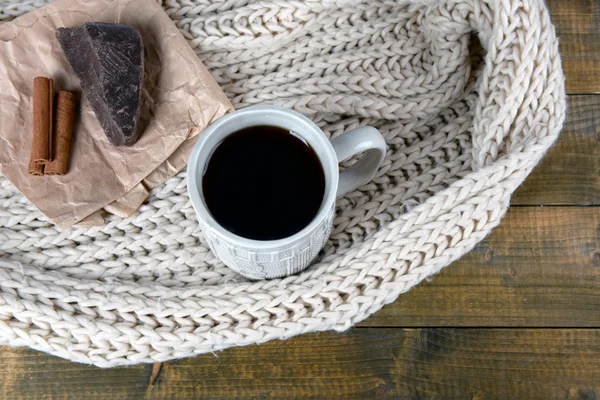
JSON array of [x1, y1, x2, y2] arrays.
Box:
[[187, 105, 386, 279]]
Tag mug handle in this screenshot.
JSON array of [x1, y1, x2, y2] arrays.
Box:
[[330, 126, 387, 197]]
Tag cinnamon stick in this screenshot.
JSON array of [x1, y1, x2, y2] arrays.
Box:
[[45, 91, 76, 176], [29, 77, 53, 172], [27, 159, 44, 176]]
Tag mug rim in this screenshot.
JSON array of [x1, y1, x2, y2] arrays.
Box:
[[187, 104, 339, 249]]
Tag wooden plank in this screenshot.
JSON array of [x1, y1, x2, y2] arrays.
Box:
[[547, 0, 600, 93], [511, 95, 600, 206], [141, 328, 600, 399], [0, 347, 150, 399], [358, 206, 600, 327], [5, 328, 598, 399]]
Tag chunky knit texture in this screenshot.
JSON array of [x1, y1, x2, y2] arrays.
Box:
[[0, 0, 566, 367]]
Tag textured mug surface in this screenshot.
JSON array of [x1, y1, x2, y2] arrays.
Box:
[[187, 105, 386, 279]]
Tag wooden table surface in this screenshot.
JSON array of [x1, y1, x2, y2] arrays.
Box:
[[2, 1, 600, 398]]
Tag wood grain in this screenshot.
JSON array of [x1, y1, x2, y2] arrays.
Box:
[[547, 0, 600, 93], [151, 328, 600, 399], [130, 328, 600, 399], [3, 328, 600, 400], [511, 95, 600, 205], [0, 347, 149, 399], [358, 206, 600, 327]]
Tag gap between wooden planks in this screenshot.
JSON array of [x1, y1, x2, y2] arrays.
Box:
[[2, 329, 600, 399]]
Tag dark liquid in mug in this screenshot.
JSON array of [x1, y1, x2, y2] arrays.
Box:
[[202, 125, 325, 241]]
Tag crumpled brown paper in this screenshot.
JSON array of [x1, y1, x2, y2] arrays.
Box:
[[0, 0, 234, 229]]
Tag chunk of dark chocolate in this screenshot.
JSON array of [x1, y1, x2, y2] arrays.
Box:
[[57, 23, 144, 146]]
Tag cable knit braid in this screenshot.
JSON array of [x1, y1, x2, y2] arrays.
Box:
[[0, 0, 565, 367]]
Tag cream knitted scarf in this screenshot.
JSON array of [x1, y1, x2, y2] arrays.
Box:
[[0, 0, 565, 367]]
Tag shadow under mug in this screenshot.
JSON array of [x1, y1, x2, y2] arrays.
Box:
[[187, 105, 386, 280]]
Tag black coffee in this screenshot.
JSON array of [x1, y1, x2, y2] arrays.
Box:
[[202, 125, 325, 241]]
